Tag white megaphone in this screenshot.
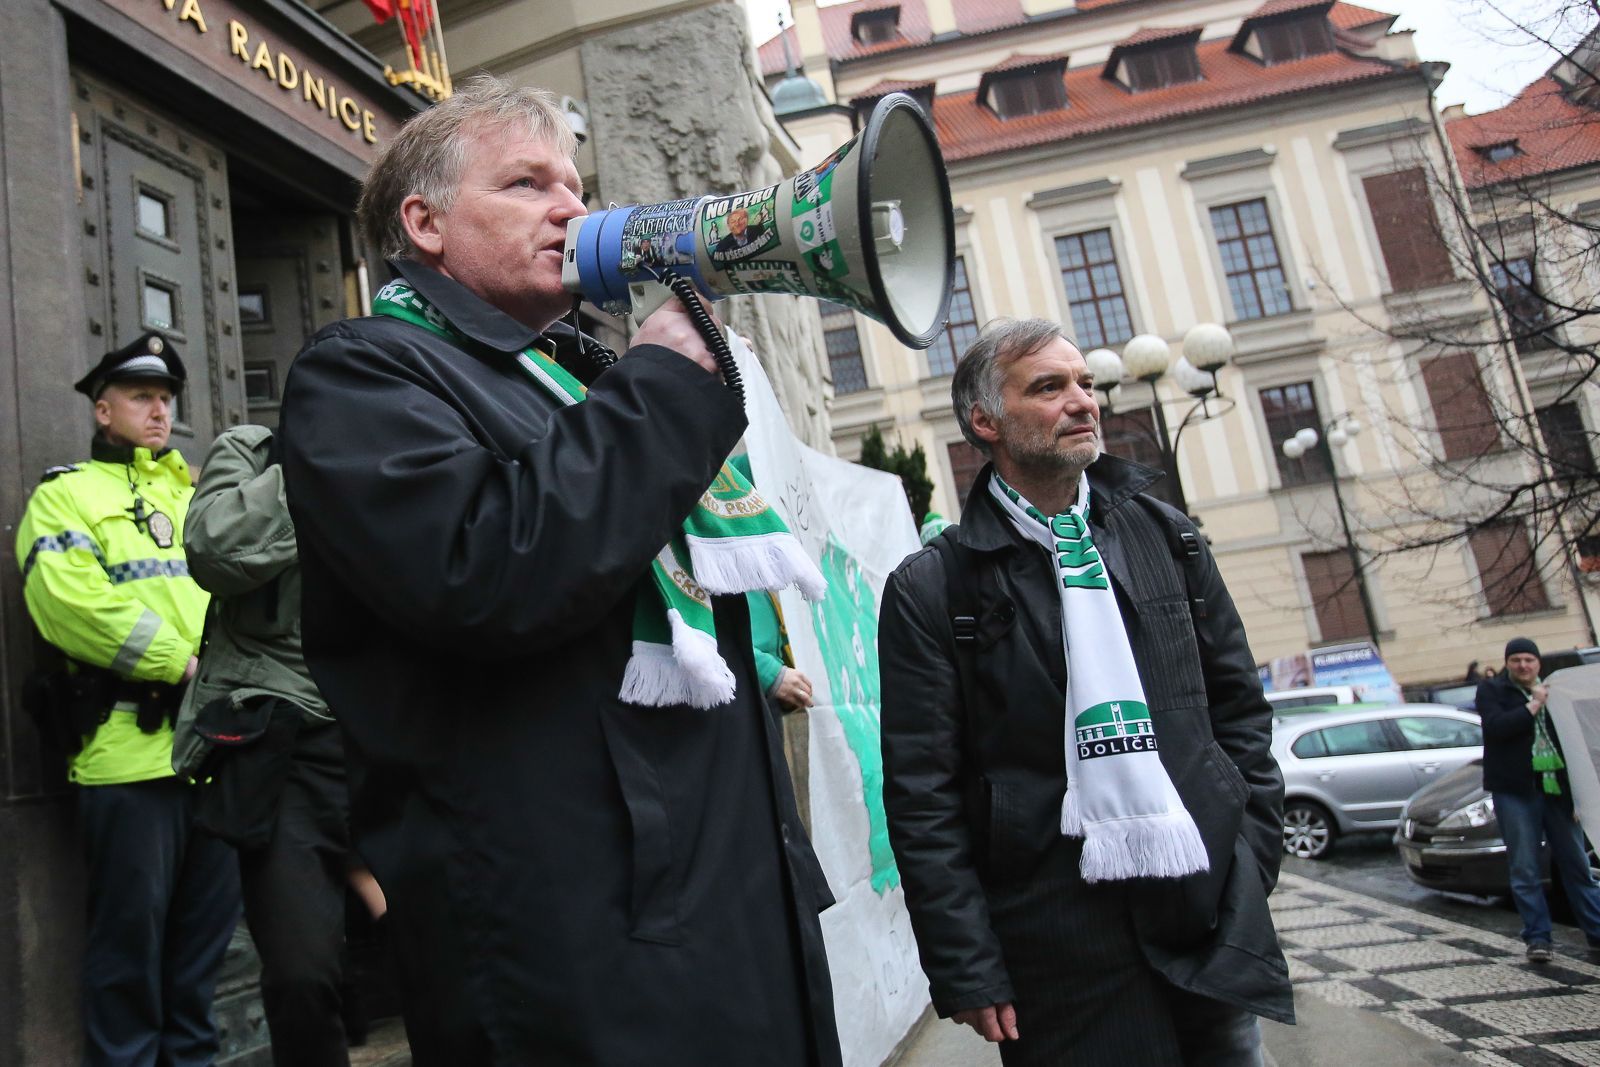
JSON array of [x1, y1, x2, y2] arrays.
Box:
[[561, 93, 955, 349]]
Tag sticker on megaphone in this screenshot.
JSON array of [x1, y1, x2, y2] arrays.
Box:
[[703, 188, 781, 268]]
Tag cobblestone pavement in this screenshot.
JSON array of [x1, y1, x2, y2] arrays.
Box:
[[1272, 872, 1600, 1066], [348, 1018, 411, 1067]]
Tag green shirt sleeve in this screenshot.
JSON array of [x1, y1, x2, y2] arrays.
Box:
[[746, 590, 786, 695]]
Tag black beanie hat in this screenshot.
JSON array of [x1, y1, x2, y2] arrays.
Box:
[[1505, 637, 1541, 661]]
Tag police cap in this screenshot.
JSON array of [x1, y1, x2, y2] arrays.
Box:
[[74, 332, 187, 399]]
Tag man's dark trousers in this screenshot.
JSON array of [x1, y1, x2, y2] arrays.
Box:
[[238, 722, 352, 1067], [78, 777, 240, 1067], [989, 837, 1264, 1066]]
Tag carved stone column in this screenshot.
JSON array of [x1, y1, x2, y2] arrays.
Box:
[[578, 1, 834, 451]]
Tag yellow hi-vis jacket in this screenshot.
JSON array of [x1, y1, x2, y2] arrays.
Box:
[[15, 441, 208, 785]]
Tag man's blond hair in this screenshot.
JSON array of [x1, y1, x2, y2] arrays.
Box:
[[357, 74, 576, 261]]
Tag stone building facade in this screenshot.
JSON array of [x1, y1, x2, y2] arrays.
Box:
[[760, 0, 1600, 690]]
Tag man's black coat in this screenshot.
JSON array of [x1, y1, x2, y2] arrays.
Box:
[[879, 460, 1292, 1025], [280, 262, 840, 1066], [1478, 671, 1570, 797]]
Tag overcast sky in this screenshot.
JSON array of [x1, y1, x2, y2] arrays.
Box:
[[745, 0, 1596, 116]]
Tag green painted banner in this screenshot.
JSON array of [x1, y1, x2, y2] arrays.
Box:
[[809, 533, 899, 894]]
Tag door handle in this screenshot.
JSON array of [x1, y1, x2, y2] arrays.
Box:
[[1317, 772, 1335, 781], [1420, 762, 1440, 773]]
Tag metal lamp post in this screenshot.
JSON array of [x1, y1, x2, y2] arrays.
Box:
[[1085, 323, 1236, 518], [1281, 415, 1382, 650]]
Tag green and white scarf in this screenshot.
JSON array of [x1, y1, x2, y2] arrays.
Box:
[[373, 280, 825, 708], [1528, 687, 1565, 796], [989, 473, 1208, 882]]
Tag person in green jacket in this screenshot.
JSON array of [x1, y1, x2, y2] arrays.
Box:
[[175, 423, 357, 1067], [729, 454, 814, 714], [749, 589, 815, 713], [14, 332, 239, 1067]]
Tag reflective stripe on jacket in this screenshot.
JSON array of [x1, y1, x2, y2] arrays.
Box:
[[14, 442, 207, 784]]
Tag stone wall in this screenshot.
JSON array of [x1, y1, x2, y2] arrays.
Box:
[[578, 1, 834, 451]]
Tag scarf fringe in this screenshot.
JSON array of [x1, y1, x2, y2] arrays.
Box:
[[1061, 785, 1084, 836], [1076, 810, 1210, 884], [618, 615, 737, 709], [685, 531, 827, 601]]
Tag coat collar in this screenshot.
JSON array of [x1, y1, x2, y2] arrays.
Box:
[[955, 453, 1167, 554], [90, 436, 173, 465], [389, 258, 550, 354]]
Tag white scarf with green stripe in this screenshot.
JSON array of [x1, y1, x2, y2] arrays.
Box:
[[373, 280, 825, 708], [989, 473, 1208, 882]]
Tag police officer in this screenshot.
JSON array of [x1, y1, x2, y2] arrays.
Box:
[[15, 332, 240, 1067]]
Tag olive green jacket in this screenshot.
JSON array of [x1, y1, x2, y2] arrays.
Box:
[[173, 425, 329, 778]]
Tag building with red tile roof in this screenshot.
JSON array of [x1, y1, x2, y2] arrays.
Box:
[[1448, 76, 1600, 190], [764, 0, 1599, 685], [933, 35, 1403, 161]]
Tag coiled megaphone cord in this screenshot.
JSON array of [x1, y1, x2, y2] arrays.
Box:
[[567, 297, 618, 372], [658, 269, 743, 402]]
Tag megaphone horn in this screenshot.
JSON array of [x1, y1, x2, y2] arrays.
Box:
[[561, 93, 956, 350]]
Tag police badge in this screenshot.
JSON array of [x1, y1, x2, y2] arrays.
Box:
[[146, 509, 175, 549]]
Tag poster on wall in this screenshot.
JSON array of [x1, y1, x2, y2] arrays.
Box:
[[1309, 641, 1401, 703], [733, 335, 930, 1067], [1261, 640, 1401, 704]]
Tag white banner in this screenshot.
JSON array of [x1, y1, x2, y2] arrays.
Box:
[[1547, 663, 1600, 852], [733, 336, 929, 1067]]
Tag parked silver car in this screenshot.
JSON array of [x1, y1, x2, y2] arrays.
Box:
[[1272, 704, 1483, 859]]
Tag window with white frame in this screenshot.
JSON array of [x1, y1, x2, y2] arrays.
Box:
[[1055, 229, 1134, 350], [1489, 256, 1553, 353], [926, 256, 979, 377], [1210, 199, 1293, 320], [821, 304, 869, 395]]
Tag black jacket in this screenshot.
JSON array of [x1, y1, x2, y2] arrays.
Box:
[[281, 261, 840, 1066], [879, 460, 1292, 1023], [1478, 672, 1569, 797]]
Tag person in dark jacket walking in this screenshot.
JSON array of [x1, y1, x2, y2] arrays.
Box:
[[278, 76, 840, 1066], [879, 319, 1291, 1066], [176, 424, 356, 1066], [1477, 637, 1600, 964]]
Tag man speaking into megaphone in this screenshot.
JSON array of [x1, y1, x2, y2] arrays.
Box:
[[279, 74, 842, 1067]]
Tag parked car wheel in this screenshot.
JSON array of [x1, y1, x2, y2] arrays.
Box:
[[1284, 801, 1336, 859]]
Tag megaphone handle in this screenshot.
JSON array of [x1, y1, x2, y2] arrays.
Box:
[[658, 269, 743, 401]]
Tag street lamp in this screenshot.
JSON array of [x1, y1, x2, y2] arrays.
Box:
[[1280, 414, 1382, 650], [1086, 323, 1237, 517]]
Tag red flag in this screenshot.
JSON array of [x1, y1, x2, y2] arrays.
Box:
[[360, 0, 395, 23]]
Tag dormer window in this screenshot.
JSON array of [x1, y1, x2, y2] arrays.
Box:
[[990, 72, 1066, 118], [979, 56, 1069, 119], [852, 7, 901, 46], [1105, 28, 1205, 93], [1124, 45, 1201, 91], [1475, 140, 1522, 163], [1231, 3, 1336, 65], [1258, 15, 1333, 62]]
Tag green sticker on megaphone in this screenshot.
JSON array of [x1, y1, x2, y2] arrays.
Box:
[[725, 260, 807, 296], [703, 186, 781, 269], [792, 140, 853, 211], [805, 239, 848, 280]]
